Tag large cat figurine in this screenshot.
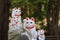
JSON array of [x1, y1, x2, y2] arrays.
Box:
[[22, 17, 37, 40]]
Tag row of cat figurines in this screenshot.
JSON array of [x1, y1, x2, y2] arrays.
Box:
[[9, 7, 45, 40], [9, 17, 45, 40], [21, 17, 45, 40]]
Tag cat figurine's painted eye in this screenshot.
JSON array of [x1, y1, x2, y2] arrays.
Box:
[[30, 22, 32, 24], [16, 11, 18, 12], [26, 22, 28, 24]]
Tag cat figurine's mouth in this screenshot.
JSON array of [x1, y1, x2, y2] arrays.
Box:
[[15, 14, 21, 16], [26, 25, 34, 29]]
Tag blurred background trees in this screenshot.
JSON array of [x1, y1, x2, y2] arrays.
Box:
[[9, 0, 60, 36]]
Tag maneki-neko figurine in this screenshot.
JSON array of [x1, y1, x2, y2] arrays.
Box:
[[9, 7, 22, 33], [22, 17, 37, 40], [38, 29, 45, 40]]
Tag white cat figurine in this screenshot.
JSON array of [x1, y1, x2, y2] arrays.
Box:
[[38, 29, 45, 40], [9, 18, 17, 32], [22, 17, 37, 40], [9, 7, 22, 33]]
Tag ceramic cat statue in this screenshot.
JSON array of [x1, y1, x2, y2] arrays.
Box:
[[38, 29, 45, 40], [9, 7, 22, 33], [22, 17, 37, 40]]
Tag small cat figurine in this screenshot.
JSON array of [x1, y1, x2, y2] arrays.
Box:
[[38, 29, 45, 40]]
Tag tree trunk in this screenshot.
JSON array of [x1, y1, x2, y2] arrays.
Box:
[[46, 0, 53, 35], [46, 0, 60, 40], [46, 0, 59, 36], [46, 3, 50, 35], [51, 0, 59, 36], [52, 0, 60, 40]]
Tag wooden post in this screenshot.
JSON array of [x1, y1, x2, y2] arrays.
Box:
[[0, 0, 9, 40]]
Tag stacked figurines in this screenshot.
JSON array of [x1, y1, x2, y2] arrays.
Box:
[[9, 7, 22, 33]]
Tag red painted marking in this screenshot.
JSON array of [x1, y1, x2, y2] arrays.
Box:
[[26, 26, 34, 30], [15, 14, 20, 16]]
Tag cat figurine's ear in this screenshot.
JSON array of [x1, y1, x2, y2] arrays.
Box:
[[23, 19, 26, 22], [31, 17, 35, 21], [26, 17, 29, 20], [12, 7, 17, 11], [18, 7, 21, 10]]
